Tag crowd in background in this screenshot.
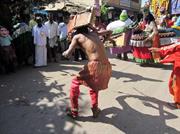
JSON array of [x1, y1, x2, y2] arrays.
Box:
[[0, 2, 180, 74], [0, 6, 91, 74]]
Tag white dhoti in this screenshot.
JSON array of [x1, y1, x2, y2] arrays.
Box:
[[35, 45, 47, 67]]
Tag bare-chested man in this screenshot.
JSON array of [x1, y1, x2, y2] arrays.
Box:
[[63, 26, 112, 118]]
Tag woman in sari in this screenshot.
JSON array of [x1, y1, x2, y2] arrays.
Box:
[[132, 8, 160, 65]]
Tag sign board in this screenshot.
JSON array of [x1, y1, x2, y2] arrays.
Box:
[[107, 0, 120, 6], [130, 1, 140, 10], [68, 0, 93, 6], [120, 0, 130, 7]]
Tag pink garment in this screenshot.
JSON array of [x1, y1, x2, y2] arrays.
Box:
[[70, 78, 99, 111], [69, 59, 111, 115]]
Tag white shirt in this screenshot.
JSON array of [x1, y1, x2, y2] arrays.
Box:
[[32, 25, 48, 46], [58, 22, 68, 40], [44, 21, 59, 39]]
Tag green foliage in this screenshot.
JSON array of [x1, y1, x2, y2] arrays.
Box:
[[100, 4, 108, 15]]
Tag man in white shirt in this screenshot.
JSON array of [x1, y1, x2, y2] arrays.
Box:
[[45, 14, 59, 62], [58, 17, 68, 60], [33, 17, 48, 67]]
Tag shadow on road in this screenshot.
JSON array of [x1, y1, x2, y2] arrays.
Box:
[[0, 60, 175, 134], [137, 63, 173, 71], [0, 62, 86, 134], [111, 70, 163, 82], [76, 94, 179, 134]]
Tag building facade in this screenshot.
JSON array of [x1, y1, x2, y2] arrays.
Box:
[[67, 0, 141, 13], [106, 0, 141, 12], [67, 0, 96, 6]]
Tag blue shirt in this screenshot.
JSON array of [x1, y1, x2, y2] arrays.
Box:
[[0, 36, 12, 47], [58, 22, 68, 40]]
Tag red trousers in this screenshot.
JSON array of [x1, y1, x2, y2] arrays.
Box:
[[70, 77, 99, 111], [169, 73, 180, 103]]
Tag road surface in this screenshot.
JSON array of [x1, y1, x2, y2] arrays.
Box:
[[0, 52, 180, 134]]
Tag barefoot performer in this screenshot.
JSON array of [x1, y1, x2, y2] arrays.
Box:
[[63, 25, 112, 118]]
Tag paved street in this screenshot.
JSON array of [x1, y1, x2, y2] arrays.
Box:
[[0, 51, 180, 134]]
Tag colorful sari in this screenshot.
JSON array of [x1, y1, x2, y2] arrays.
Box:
[[132, 21, 160, 63]]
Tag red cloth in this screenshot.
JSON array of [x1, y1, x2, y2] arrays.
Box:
[[138, 21, 146, 30], [77, 60, 112, 91], [166, 19, 174, 28], [133, 47, 152, 60], [70, 78, 99, 111], [69, 59, 111, 112], [133, 21, 160, 62], [172, 75, 180, 103], [159, 43, 180, 103], [160, 44, 180, 76]]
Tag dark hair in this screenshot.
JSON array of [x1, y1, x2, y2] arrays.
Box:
[[48, 13, 53, 17], [145, 13, 155, 24], [59, 17, 63, 22], [137, 13, 143, 22], [75, 26, 89, 34], [96, 16, 100, 22]]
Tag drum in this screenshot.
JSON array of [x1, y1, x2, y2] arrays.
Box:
[[159, 32, 176, 38], [131, 34, 148, 41]]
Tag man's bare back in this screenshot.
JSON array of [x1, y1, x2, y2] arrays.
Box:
[[63, 30, 108, 62]]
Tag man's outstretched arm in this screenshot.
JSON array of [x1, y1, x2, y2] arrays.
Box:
[[88, 24, 112, 39], [62, 35, 79, 58], [98, 30, 116, 45]]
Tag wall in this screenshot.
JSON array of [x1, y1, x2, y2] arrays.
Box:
[[104, 0, 141, 11], [120, 0, 130, 8], [67, 0, 94, 6], [67, 0, 141, 12], [106, 0, 120, 6], [130, 0, 141, 11]]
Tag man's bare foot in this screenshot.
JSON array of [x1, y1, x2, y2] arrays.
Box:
[[66, 107, 78, 119], [167, 102, 180, 109], [91, 107, 101, 118], [176, 103, 180, 109]]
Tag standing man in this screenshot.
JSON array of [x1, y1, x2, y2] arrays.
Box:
[[29, 13, 37, 65], [58, 17, 68, 60], [32, 17, 48, 67], [29, 14, 37, 30], [45, 13, 59, 62], [63, 26, 112, 118]]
